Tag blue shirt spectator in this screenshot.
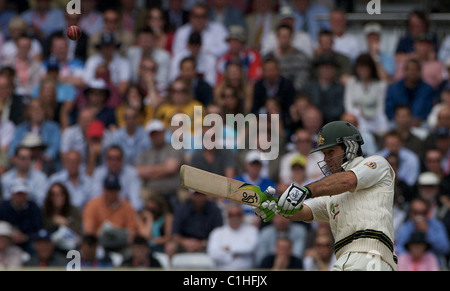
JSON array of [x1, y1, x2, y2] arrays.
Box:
[[292, 1, 330, 42]]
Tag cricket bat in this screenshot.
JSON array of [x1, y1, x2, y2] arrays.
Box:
[[179, 164, 274, 207]]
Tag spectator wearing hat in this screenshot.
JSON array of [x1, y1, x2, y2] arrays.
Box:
[[215, 25, 262, 85], [303, 54, 344, 124], [363, 22, 396, 81], [0, 179, 43, 254], [265, 23, 310, 92], [19, 132, 57, 177], [170, 31, 217, 87], [1, 146, 48, 206], [261, 5, 314, 59], [278, 154, 308, 194], [416, 172, 442, 218], [90, 145, 143, 211], [104, 106, 151, 166], [394, 33, 444, 90], [233, 150, 276, 226], [398, 231, 440, 271], [82, 172, 137, 250], [385, 58, 435, 128], [0, 220, 25, 269], [136, 119, 184, 209], [172, 4, 229, 59], [25, 229, 67, 268], [395, 197, 449, 264], [84, 32, 132, 96]]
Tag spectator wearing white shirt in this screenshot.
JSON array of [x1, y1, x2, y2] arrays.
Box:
[[172, 4, 229, 58], [207, 204, 259, 270], [84, 33, 131, 96], [329, 9, 361, 62]]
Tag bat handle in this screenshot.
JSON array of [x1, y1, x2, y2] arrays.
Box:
[[261, 186, 278, 203]]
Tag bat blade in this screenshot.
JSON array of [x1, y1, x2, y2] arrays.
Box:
[[180, 164, 264, 207]]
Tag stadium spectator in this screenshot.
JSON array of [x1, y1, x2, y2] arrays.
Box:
[[2, 146, 48, 206], [172, 190, 223, 253], [0, 99, 15, 155], [208, 0, 245, 30], [178, 56, 214, 107], [304, 54, 344, 124], [121, 235, 162, 268], [0, 179, 43, 254], [265, 24, 310, 92], [303, 232, 336, 271], [146, 6, 175, 53], [392, 105, 426, 159], [398, 231, 440, 271], [329, 9, 361, 62], [207, 203, 259, 270], [0, 220, 24, 269], [416, 172, 442, 219], [344, 53, 389, 136], [291, 0, 330, 42], [78, 234, 114, 268], [0, 0, 16, 37], [261, 5, 314, 59], [255, 214, 308, 266], [162, 0, 189, 33], [21, 0, 65, 42], [385, 59, 435, 127], [0, 72, 27, 126], [119, 0, 147, 34], [25, 229, 67, 267], [115, 83, 155, 128], [46, 150, 93, 210], [91, 145, 143, 211], [19, 132, 57, 177], [259, 237, 303, 270], [245, 0, 278, 51], [136, 119, 184, 209], [427, 84, 450, 130], [78, 0, 104, 37]]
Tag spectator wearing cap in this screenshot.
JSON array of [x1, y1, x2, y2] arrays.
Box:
[[172, 4, 229, 59], [215, 25, 262, 85], [245, 0, 278, 51], [0, 179, 43, 254], [416, 172, 442, 218], [0, 220, 25, 269], [24, 229, 68, 268], [82, 172, 137, 247], [84, 32, 132, 96], [91, 145, 143, 211], [208, 0, 246, 30], [170, 31, 217, 87], [394, 33, 444, 90], [265, 23, 310, 92], [385, 59, 435, 127], [2, 146, 48, 206], [104, 106, 151, 166], [303, 54, 344, 124], [278, 154, 308, 194], [363, 22, 396, 81], [233, 150, 276, 226], [85, 120, 106, 176], [261, 5, 314, 59], [398, 231, 440, 271], [136, 119, 184, 209]]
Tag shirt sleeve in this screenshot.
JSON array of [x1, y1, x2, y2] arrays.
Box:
[[303, 196, 329, 223], [349, 155, 393, 191]]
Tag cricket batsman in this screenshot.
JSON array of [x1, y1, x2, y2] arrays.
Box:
[[255, 121, 398, 271]]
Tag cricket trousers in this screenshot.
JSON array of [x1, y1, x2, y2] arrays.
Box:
[[332, 252, 394, 271]]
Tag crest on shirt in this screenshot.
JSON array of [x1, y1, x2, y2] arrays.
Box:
[[364, 161, 377, 169], [330, 203, 340, 220], [317, 135, 324, 146]]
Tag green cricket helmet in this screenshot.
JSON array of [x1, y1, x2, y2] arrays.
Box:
[[310, 121, 364, 176]]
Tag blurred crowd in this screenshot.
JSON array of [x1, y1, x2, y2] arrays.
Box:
[[0, 0, 449, 271]]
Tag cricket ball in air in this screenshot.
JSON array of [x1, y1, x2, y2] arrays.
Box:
[[67, 25, 82, 41]]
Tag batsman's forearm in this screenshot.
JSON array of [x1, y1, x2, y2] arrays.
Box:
[[307, 171, 357, 198]]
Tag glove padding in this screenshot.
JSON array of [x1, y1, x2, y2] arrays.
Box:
[[277, 183, 310, 217], [344, 140, 359, 162], [253, 186, 278, 222]]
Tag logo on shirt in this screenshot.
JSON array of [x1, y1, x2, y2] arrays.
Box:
[[364, 161, 377, 169], [330, 203, 340, 220], [317, 135, 325, 146]]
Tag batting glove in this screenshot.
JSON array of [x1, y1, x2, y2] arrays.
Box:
[[253, 186, 278, 222], [277, 183, 311, 217], [344, 140, 359, 162]]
